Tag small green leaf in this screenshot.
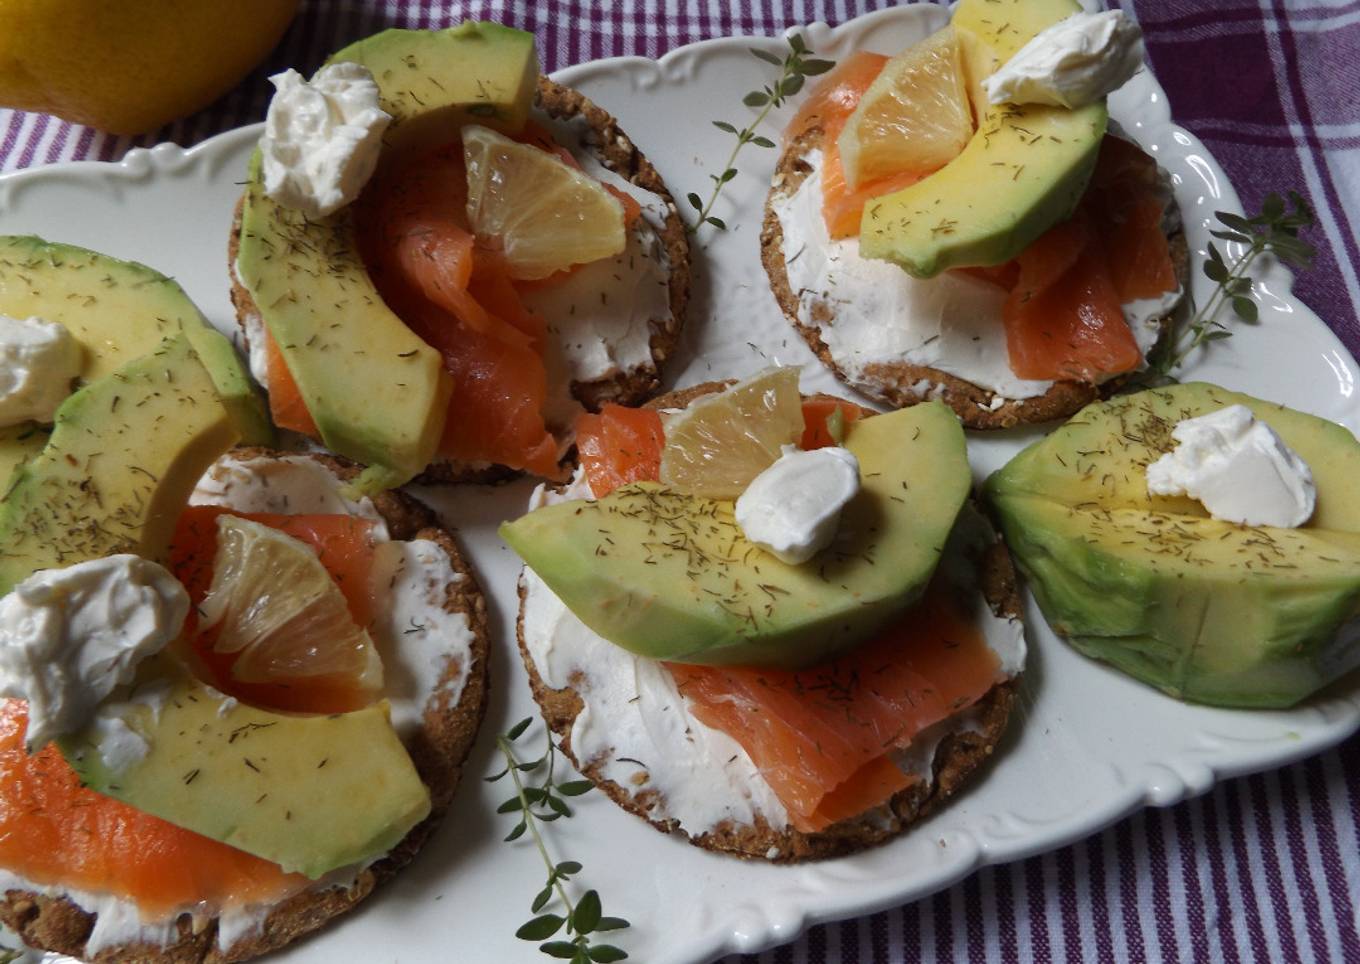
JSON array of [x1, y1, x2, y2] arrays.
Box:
[[506, 718, 533, 741], [743, 91, 770, 107], [789, 33, 807, 53], [540, 941, 580, 959], [750, 134, 776, 148], [573, 951, 591, 964], [555, 860, 584, 876], [504, 821, 527, 842], [1231, 296, 1259, 322], [539, 810, 565, 822], [1226, 276, 1253, 294], [589, 946, 629, 963], [686, 192, 703, 210], [1215, 212, 1254, 233], [485, 768, 509, 782], [532, 885, 554, 912], [1202, 330, 1234, 342], [800, 58, 835, 75], [720, 168, 738, 183], [517, 915, 566, 940], [1261, 193, 1285, 220], [572, 890, 602, 934], [545, 794, 571, 816], [517, 759, 544, 772], [707, 216, 728, 230], [712, 120, 738, 133], [558, 780, 594, 797], [750, 47, 783, 66], [497, 797, 525, 814], [596, 916, 630, 931], [1206, 241, 1225, 265], [781, 74, 805, 96], [1202, 259, 1229, 283]]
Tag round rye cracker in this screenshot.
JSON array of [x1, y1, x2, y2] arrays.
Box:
[[515, 383, 1023, 862], [759, 128, 1191, 430], [228, 76, 691, 484], [0, 450, 490, 963]]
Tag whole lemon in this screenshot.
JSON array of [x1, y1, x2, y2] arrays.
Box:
[[0, 0, 302, 134]]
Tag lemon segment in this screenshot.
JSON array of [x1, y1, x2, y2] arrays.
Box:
[[199, 515, 382, 690], [463, 124, 627, 280], [658, 367, 805, 499], [837, 28, 974, 192]]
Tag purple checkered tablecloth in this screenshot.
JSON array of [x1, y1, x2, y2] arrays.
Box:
[[2, 2, 1358, 961]]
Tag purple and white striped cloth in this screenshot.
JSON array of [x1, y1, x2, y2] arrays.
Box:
[[2, 2, 1357, 961]]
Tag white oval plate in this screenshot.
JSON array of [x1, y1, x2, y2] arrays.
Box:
[[2, 6, 1358, 963]]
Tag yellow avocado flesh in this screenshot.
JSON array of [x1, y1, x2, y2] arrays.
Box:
[[858, 0, 1106, 277], [61, 660, 430, 880], [0, 333, 240, 595], [986, 384, 1360, 707], [501, 403, 971, 668], [236, 23, 540, 492], [0, 236, 270, 484]]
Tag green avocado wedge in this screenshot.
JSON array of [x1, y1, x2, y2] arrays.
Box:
[[501, 403, 971, 668], [858, 0, 1107, 277], [0, 235, 271, 485], [0, 332, 244, 596], [60, 659, 431, 880], [235, 23, 541, 492], [986, 383, 1360, 707]]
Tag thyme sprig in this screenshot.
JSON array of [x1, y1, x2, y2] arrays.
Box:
[[1149, 191, 1316, 377], [686, 34, 833, 232], [489, 718, 629, 963]]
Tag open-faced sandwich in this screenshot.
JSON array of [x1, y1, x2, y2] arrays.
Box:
[[0, 239, 488, 961], [988, 382, 1360, 708], [501, 369, 1025, 859], [229, 22, 690, 491], [761, 0, 1186, 428]]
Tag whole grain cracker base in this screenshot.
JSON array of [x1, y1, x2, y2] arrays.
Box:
[[228, 77, 691, 484], [515, 382, 1022, 861], [0, 450, 490, 963], [759, 128, 1191, 429]]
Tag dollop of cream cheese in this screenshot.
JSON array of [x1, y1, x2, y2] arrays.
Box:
[[735, 445, 860, 564], [0, 314, 81, 427], [1145, 405, 1316, 527], [260, 62, 392, 218], [983, 10, 1146, 109], [0, 555, 188, 751], [771, 148, 1183, 401]]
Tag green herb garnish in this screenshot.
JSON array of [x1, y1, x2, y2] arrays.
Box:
[[489, 718, 630, 963], [686, 34, 833, 233], [1148, 191, 1316, 377]]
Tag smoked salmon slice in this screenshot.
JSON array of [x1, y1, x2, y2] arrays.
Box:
[[575, 404, 664, 497], [169, 506, 381, 714], [666, 588, 1001, 832], [0, 700, 304, 918], [357, 144, 561, 476]]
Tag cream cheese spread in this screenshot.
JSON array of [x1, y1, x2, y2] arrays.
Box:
[[735, 444, 860, 564], [1146, 405, 1317, 527], [984, 10, 1146, 109], [0, 314, 81, 427], [772, 148, 1183, 401], [0, 555, 188, 752], [260, 62, 391, 218], [519, 473, 1026, 836]]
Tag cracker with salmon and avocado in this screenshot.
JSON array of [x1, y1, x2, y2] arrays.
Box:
[[0, 450, 490, 963], [759, 5, 1188, 430], [504, 379, 1026, 860], [229, 23, 690, 490]]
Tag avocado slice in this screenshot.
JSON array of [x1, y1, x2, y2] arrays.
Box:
[[858, 0, 1107, 277], [235, 23, 540, 492], [502, 403, 971, 667], [61, 660, 431, 879], [986, 383, 1360, 707], [0, 235, 271, 484], [0, 332, 242, 595]]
